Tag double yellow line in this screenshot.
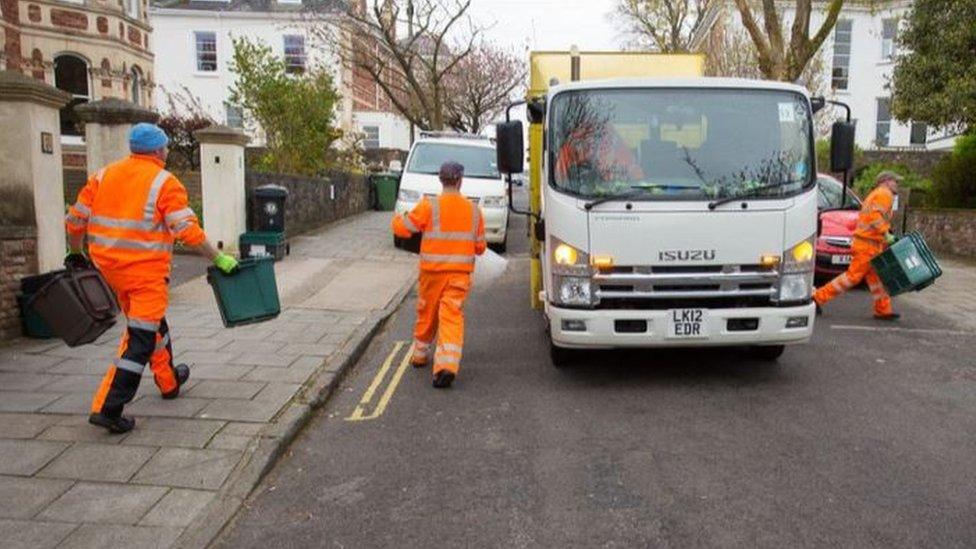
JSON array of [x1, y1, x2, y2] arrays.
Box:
[[346, 340, 412, 421]]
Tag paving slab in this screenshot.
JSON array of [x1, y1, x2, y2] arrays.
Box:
[[0, 518, 77, 549], [173, 337, 234, 352], [0, 439, 68, 476], [218, 340, 284, 354], [140, 489, 216, 527], [122, 428, 216, 449], [219, 422, 264, 437], [0, 372, 58, 391], [206, 433, 253, 451], [176, 350, 240, 365], [197, 398, 285, 423], [132, 448, 240, 490], [38, 482, 168, 524], [37, 424, 127, 444], [38, 442, 158, 483], [0, 412, 58, 439], [183, 363, 255, 381], [243, 358, 322, 384], [38, 374, 104, 393], [38, 392, 91, 414], [234, 352, 300, 367], [276, 343, 338, 357], [184, 380, 266, 400], [126, 396, 211, 418], [137, 417, 226, 436], [0, 476, 73, 519], [60, 523, 181, 548], [46, 357, 108, 375], [253, 383, 302, 408], [0, 391, 63, 412], [0, 353, 65, 373]]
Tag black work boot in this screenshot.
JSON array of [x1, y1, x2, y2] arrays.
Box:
[[89, 413, 136, 434], [161, 364, 191, 400], [432, 370, 455, 389], [874, 312, 901, 321]]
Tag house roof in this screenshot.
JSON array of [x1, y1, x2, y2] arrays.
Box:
[[151, 0, 348, 14]]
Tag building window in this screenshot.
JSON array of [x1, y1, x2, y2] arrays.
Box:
[[363, 126, 380, 149], [831, 19, 852, 90], [226, 104, 244, 129], [195, 31, 217, 72], [876, 98, 892, 147], [130, 66, 142, 106], [283, 35, 306, 74], [881, 18, 898, 60], [54, 54, 91, 137], [125, 0, 140, 19], [910, 122, 928, 146]]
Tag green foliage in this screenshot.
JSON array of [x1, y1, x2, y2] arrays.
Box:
[[815, 138, 865, 174], [853, 163, 931, 197], [930, 139, 976, 208], [159, 114, 213, 171], [891, 0, 976, 132], [228, 37, 342, 176]]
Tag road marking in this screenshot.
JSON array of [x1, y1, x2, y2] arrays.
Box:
[[831, 324, 976, 336], [346, 340, 412, 422]]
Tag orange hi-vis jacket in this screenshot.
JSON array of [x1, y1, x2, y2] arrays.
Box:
[[853, 186, 895, 247], [392, 191, 487, 272], [65, 154, 207, 279]]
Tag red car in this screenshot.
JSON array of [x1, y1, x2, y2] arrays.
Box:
[[816, 174, 862, 282]]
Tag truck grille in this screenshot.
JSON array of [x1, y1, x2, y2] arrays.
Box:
[[593, 264, 778, 310]]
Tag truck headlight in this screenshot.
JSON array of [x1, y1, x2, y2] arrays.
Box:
[[481, 196, 507, 209], [555, 276, 593, 307], [776, 235, 815, 302], [550, 236, 596, 307], [398, 188, 421, 202]]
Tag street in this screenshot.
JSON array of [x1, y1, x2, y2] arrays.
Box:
[[217, 196, 976, 548]]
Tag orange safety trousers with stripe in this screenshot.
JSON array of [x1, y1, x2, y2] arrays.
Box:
[[67, 155, 208, 417], [813, 186, 894, 316], [392, 191, 486, 376]]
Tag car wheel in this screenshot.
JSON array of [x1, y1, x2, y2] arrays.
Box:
[[549, 342, 576, 368], [750, 345, 785, 361]]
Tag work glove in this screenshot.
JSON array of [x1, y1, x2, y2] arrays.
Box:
[[64, 252, 92, 270], [884, 233, 897, 245], [213, 253, 239, 275]]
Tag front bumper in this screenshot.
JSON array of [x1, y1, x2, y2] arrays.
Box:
[[547, 302, 816, 349], [395, 200, 508, 244]]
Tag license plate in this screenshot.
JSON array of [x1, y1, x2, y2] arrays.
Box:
[[831, 254, 852, 265], [666, 308, 709, 339]]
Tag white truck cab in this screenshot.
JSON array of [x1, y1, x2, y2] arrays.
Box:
[[496, 77, 856, 365], [394, 132, 510, 251]]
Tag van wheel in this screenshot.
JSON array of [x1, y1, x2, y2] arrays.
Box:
[[750, 345, 785, 361], [549, 343, 576, 368], [491, 236, 507, 254]]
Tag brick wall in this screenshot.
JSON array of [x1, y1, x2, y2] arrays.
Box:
[[245, 170, 370, 236], [0, 227, 38, 342], [907, 208, 976, 259]]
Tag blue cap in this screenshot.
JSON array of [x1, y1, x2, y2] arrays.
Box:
[[129, 123, 169, 154], [439, 161, 464, 182]]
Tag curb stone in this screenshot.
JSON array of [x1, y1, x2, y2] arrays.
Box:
[[173, 280, 415, 548]]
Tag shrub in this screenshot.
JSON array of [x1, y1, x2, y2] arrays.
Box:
[[815, 138, 865, 174], [930, 139, 976, 208], [853, 162, 931, 197]]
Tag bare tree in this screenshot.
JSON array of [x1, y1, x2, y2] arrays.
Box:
[[615, 0, 718, 52], [314, 0, 482, 131], [444, 44, 525, 134], [731, 0, 845, 81]]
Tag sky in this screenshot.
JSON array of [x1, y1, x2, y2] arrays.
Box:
[[468, 0, 622, 52]]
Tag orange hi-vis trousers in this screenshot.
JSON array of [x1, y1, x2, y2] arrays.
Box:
[[91, 272, 180, 417], [411, 272, 471, 376], [813, 239, 893, 316]]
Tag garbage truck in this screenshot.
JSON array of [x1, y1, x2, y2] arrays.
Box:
[[495, 50, 855, 365]]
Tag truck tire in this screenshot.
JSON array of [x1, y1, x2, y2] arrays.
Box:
[[750, 345, 785, 361], [549, 342, 576, 368], [490, 235, 507, 254]]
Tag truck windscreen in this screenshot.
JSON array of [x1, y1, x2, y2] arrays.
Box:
[[549, 88, 813, 200], [407, 143, 500, 180]]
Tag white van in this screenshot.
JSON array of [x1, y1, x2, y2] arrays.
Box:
[[394, 132, 510, 252]]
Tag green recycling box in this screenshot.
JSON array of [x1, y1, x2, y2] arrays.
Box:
[[870, 231, 942, 296], [372, 173, 399, 211], [240, 231, 290, 262], [206, 256, 281, 328]]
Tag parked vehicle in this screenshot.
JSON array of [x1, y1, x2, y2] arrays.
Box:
[[394, 131, 510, 252], [816, 174, 862, 282], [494, 50, 856, 365]]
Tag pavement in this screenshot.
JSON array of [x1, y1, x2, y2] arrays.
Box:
[[0, 212, 416, 549], [216, 206, 976, 548]]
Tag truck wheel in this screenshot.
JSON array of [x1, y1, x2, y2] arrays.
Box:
[[549, 343, 576, 368], [491, 236, 507, 254], [750, 345, 785, 361]]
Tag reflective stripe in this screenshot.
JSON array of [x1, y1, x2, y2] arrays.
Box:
[[425, 230, 474, 241], [420, 253, 475, 265], [156, 333, 171, 351], [413, 339, 431, 350], [128, 317, 160, 331], [90, 215, 165, 232], [438, 343, 462, 354], [434, 355, 459, 365], [471, 203, 481, 239], [72, 202, 91, 217], [830, 274, 852, 292], [115, 358, 145, 374], [172, 220, 192, 233], [164, 207, 195, 225], [65, 214, 87, 227], [431, 198, 440, 231], [400, 214, 419, 234], [88, 234, 173, 253], [143, 169, 171, 221]]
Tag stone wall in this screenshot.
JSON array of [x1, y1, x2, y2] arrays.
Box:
[[0, 226, 37, 341], [907, 208, 976, 259], [245, 170, 370, 236], [859, 150, 949, 177]]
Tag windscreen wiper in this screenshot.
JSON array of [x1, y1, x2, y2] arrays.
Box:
[[583, 184, 694, 211], [707, 182, 790, 210]]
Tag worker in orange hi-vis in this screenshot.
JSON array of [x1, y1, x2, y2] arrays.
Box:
[[391, 161, 486, 388], [813, 170, 902, 320], [65, 123, 239, 433]]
